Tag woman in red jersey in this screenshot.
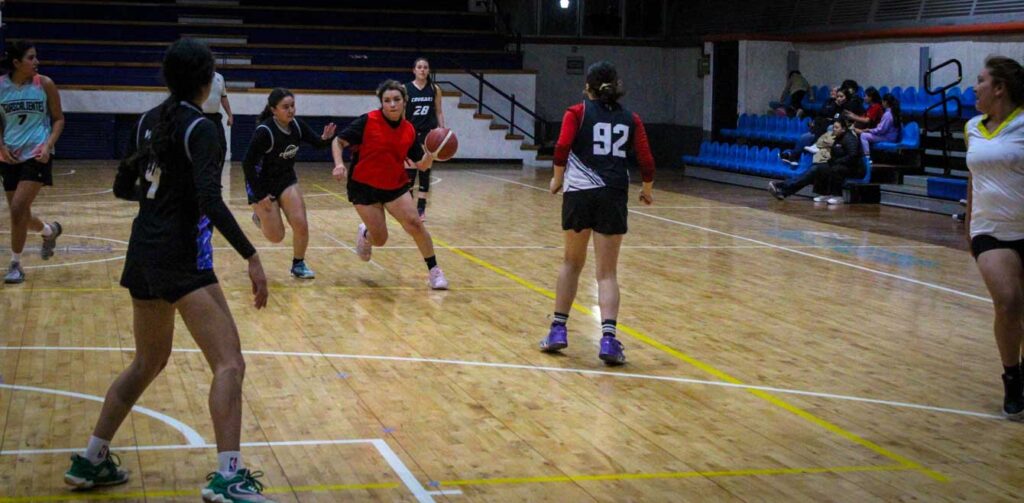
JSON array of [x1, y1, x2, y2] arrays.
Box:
[[331, 79, 448, 289]]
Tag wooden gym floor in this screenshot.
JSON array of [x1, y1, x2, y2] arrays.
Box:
[[0, 161, 1018, 502]]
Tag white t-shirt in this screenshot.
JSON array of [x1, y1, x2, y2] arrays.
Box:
[[966, 107, 1024, 240], [202, 72, 226, 114]]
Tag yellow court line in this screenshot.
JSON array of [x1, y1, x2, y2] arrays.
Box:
[[0, 464, 915, 502], [310, 183, 947, 482], [439, 463, 915, 487]]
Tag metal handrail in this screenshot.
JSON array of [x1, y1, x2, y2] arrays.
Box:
[[922, 58, 963, 176], [924, 59, 962, 96], [434, 78, 537, 142]]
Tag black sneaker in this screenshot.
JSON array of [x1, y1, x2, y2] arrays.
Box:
[[767, 181, 785, 200], [1002, 372, 1024, 420]]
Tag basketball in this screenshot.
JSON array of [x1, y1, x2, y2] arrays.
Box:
[[424, 127, 458, 161]]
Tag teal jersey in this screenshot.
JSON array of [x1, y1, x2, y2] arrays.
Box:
[[0, 75, 51, 162]]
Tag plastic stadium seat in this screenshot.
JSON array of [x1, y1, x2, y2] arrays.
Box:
[[873, 122, 920, 152]]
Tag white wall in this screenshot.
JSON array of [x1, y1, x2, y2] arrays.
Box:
[[736, 36, 1024, 114], [522, 43, 703, 126], [435, 72, 536, 139]]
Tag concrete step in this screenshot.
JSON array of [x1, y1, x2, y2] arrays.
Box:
[[184, 33, 247, 45], [225, 80, 255, 90], [901, 175, 930, 188], [179, 16, 244, 25]]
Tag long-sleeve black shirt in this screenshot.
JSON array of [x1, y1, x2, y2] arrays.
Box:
[[242, 117, 331, 201], [119, 101, 256, 264]]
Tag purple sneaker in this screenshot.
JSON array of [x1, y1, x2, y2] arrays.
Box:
[[540, 324, 567, 352], [598, 335, 626, 365]]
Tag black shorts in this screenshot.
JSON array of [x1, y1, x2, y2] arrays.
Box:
[[120, 258, 219, 303], [2, 159, 53, 192], [971, 234, 1024, 260], [246, 168, 298, 205], [347, 178, 410, 206], [562, 187, 628, 235]]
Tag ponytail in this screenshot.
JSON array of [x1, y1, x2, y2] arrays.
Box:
[[985, 56, 1024, 106], [585, 61, 624, 107], [258, 87, 294, 124], [1, 41, 35, 75]]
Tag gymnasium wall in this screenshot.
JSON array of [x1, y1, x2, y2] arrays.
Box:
[[522, 43, 704, 127], [737, 36, 1024, 115]]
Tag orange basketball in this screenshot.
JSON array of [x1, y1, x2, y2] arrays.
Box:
[[424, 127, 458, 162]]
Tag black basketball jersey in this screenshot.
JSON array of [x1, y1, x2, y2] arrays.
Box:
[[404, 81, 438, 133], [242, 117, 330, 201], [119, 101, 255, 268], [566, 99, 635, 192]]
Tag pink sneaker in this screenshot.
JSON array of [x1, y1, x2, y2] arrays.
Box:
[[356, 223, 372, 262], [428, 267, 449, 290]]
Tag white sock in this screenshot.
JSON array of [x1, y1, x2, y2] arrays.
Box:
[[218, 451, 243, 477], [83, 435, 111, 465], [40, 223, 53, 237], [11, 252, 20, 263]]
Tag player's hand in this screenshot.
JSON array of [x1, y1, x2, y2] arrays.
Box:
[[0, 144, 15, 164], [640, 185, 654, 205], [332, 163, 347, 182], [549, 175, 563, 194], [226, 115, 234, 127], [31, 144, 50, 164], [321, 123, 336, 140], [247, 253, 268, 310], [418, 150, 433, 171]]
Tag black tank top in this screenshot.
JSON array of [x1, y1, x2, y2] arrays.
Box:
[[566, 99, 635, 192], [404, 81, 438, 133]]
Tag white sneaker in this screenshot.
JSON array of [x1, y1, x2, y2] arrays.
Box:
[[826, 196, 844, 205], [813, 195, 829, 202], [804, 145, 820, 154], [428, 266, 449, 290], [355, 223, 372, 262]]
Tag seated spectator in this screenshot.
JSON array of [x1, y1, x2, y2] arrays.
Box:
[[846, 87, 883, 128], [768, 118, 863, 205], [818, 86, 841, 119], [840, 79, 866, 115], [770, 69, 811, 117], [780, 91, 846, 166], [855, 93, 901, 156]]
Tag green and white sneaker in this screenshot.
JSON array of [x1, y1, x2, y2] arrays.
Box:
[[290, 260, 315, 279], [202, 469, 275, 502], [64, 453, 130, 490]]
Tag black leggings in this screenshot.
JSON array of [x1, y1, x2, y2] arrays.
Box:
[[406, 168, 431, 194]]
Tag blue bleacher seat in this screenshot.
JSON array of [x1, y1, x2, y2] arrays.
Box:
[[874, 122, 920, 152], [926, 177, 968, 201], [845, 156, 872, 185]]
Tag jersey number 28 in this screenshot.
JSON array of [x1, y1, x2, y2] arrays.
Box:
[[413, 106, 430, 116], [593, 123, 629, 158]]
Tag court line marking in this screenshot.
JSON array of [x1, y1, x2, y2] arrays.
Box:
[[0, 383, 205, 446], [53, 169, 76, 177], [1, 439, 435, 503], [0, 346, 1003, 421], [314, 179, 948, 481], [469, 171, 990, 304], [0, 463, 912, 502], [36, 189, 113, 199]]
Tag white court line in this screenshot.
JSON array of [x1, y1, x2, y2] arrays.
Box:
[[0, 438, 438, 502], [37, 188, 113, 199], [320, 227, 388, 272], [0, 383, 206, 446], [53, 169, 76, 177], [22, 255, 125, 270], [468, 171, 991, 304], [0, 346, 1003, 421]]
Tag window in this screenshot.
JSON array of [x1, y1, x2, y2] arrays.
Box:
[[583, 0, 622, 37], [625, 0, 663, 38], [540, 0, 579, 35]]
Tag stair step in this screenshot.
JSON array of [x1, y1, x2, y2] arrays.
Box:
[[505, 134, 524, 140], [536, 155, 554, 161], [177, 0, 239, 5], [179, 16, 244, 25], [489, 124, 509, 130], [458, 103, 477, 109], [902, 175, 930, 188], [520, 144, 540, 151], [473, 113, 493, 120], [215, 54, 251, 65], [184, 34, 247, 45], [226, 80, 256, 90]]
